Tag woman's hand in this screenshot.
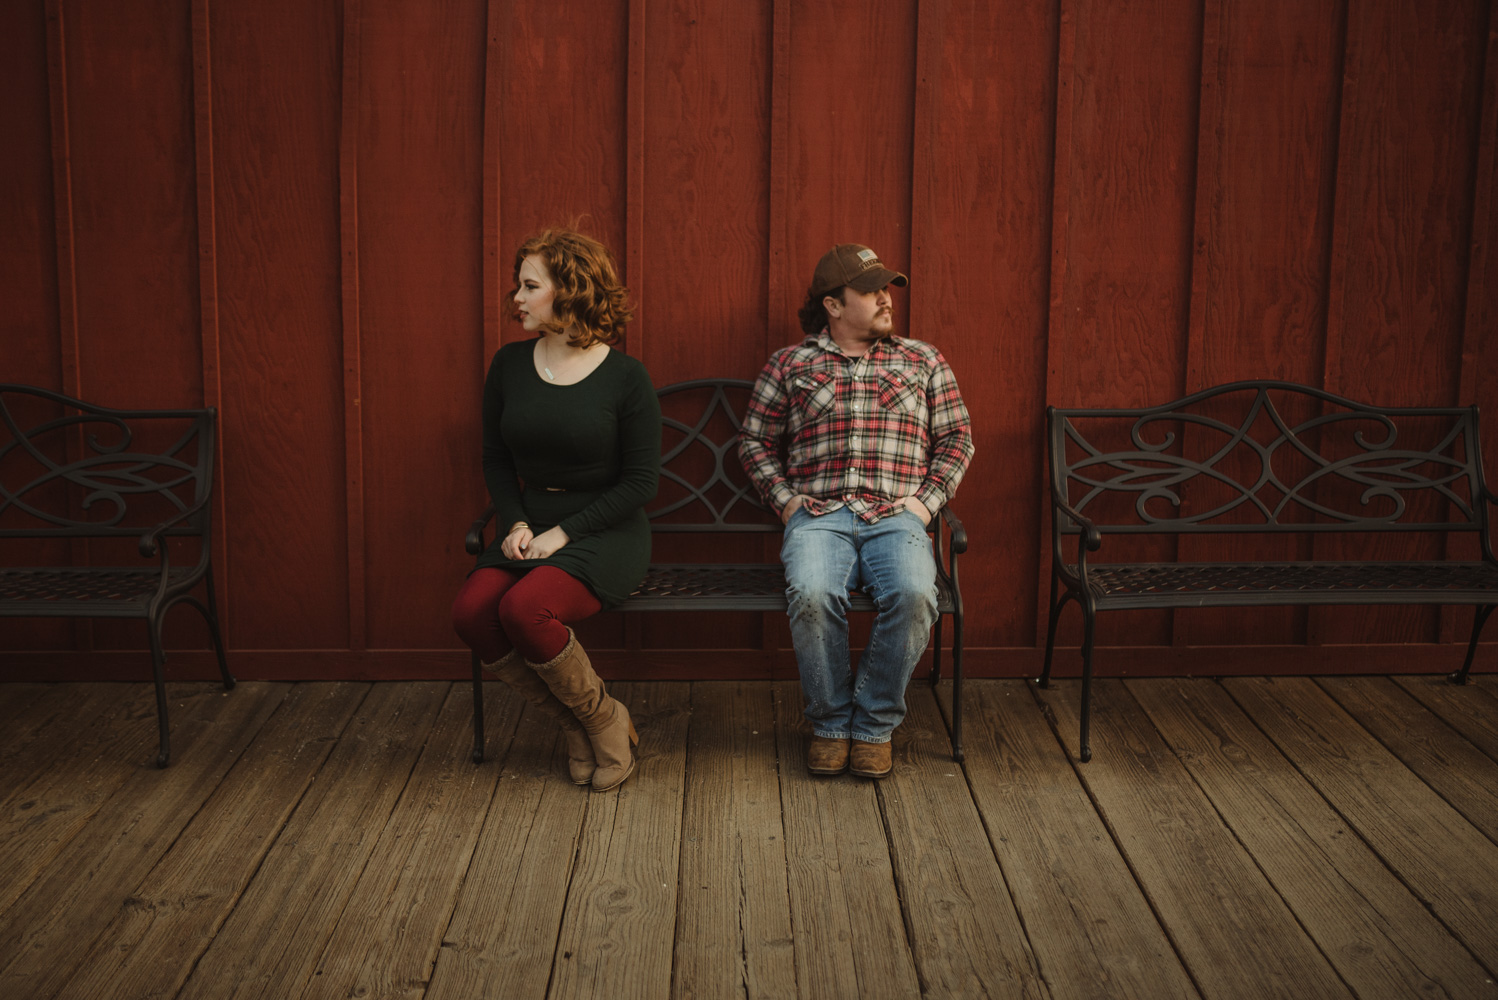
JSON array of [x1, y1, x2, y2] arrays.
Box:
[[500, 525, 533, 560], [524, 525, 570, 560]]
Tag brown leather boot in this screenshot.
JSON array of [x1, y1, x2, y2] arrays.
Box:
[[849, 739, 893, 778], [807, 736, 850, 775], [481, 650, 595, 785], [528, 630, 639, 792]]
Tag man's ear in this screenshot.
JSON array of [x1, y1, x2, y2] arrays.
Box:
[[823, 295, 842, 318]]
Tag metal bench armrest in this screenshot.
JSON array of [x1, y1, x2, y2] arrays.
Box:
[[138, 494, 213, 558], [938, 505, 967, 554], [465, 503, 497, 557]]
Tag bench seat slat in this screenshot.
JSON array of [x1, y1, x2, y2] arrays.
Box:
[[621, 563, 957, 614], [0, 566, 201, 617], [1071, 561, 1498, 609]]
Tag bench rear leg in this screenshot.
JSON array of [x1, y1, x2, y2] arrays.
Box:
[[1077, 599, 1096, 763], [147, 617, 171, 768], [1039, 576, 1071, 688], [1449, 604, 1496, 685], [950, 606, 964, 762], [202, 567, 234, 690]]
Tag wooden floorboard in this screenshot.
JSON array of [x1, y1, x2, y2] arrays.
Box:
[[945, 680, 1198, 1000], [0, 681, 290, 1000], [1131, 677, 1494, 1000], [1224, 676, 1498, 974], [2, 673, 1497, 999], [672, 682, 796, 1000], [54, 682, 367, 1000], [1036, 678, 1353, 999], [774, 680, 922, 999]]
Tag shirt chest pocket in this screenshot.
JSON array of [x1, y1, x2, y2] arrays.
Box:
[[877, 368, 921, 415], [791, 371, 837, 423]]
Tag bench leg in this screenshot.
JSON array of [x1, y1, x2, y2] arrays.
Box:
[[1038, 576, 1070, 689], [1078, 599, 1097, 764], [1449, 604, 1495, 685], [950, 607, 965, 763], [147, 616, 171, 768], [202, 566, 235, 691], [471, 651, 486, 763]]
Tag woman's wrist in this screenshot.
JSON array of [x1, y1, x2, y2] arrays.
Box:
[[507, 520, 530, 535]]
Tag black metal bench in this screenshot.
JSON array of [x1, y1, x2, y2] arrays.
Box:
[[1041, 380, 1498, 762], [0, 384, 233, 767], [465, 377, 969, 761]]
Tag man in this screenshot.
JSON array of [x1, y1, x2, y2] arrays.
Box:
[[738, 243, 974, 778]]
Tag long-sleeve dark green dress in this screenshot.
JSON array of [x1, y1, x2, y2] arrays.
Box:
[[475, 339, 661, 609]]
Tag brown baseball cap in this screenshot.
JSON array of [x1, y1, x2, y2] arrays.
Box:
[[809, 243, 909, 296]]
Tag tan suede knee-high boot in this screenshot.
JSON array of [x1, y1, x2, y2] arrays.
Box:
[[481, 650, 595, 785], [528, 629, 639, 792]]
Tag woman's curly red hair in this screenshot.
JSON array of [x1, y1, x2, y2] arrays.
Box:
[[511, 228, 634, 348]]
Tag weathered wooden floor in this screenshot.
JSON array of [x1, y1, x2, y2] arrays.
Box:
[[2, 673, 1497, 999]]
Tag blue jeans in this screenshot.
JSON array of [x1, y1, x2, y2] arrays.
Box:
[[780, 505, 938, 743]]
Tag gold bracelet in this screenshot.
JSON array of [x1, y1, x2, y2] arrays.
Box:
[[508, 521, 530, 534]]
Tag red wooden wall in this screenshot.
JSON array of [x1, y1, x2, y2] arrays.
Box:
[[2, 0, 1496, 681]]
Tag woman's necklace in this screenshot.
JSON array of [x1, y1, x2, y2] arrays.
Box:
[[542, 337, 581, 381]]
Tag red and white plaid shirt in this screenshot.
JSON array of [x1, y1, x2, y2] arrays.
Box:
[[738, 331, 974, 523]]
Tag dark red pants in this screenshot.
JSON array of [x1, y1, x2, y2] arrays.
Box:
[[451, 566, 602, 663]]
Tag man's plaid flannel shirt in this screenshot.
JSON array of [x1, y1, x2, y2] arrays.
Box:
[[738, 331, 974, 524]]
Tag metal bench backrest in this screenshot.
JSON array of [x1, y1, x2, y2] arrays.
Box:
[[0, 383, 217, 542], [648, 378, 778, 534], [1048, 380, 1493, 549]]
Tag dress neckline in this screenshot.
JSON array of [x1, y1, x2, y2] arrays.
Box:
[[529, 339, 613, 386]]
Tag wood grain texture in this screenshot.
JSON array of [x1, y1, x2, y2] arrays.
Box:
[[210, 0, 348, 650], [913, 0, 1057, 649], [672, 682, 795, 999], [637, 0, 774, 654], [550, 682, 690, 999], [1132, 676, 1494, 1000], [495, 0, 628, 284], [1045, 0, 1206, 649], [1036, 679, 1352, 999], [53, 683, 364, 1000], [0, 683, 109, 801], [302, 684, 504, 1000], [0, 676, 1496, 997], [1393, 672, 1498, 761], [784, 0, 917, 321], [771, 681, 922, 999], [1175, 0, 1345, 647], [1224, 675, 1498, 970], [340, 0, 367, 652], [0, 682, 288, 1000], [1317, 675, 1498, 842], [948, 680, 1197, 1000], [0, 0, 61, 388], [174, 682, 449, 1000], [0, 685, 159, 914], [879, 689, 1048, 998], [1315, 0, 1490, 646], [356, 1, 488, 650], [1, 2, 1496, 675], [422, 689, 580, 1000]]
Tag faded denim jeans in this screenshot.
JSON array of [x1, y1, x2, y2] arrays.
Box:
[[780, 505, 938, 743]]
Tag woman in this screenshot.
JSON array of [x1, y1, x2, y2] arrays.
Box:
[[452, 227, 660, 791]]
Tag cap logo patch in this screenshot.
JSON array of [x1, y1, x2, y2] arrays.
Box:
[[856, 248, 879, 268]]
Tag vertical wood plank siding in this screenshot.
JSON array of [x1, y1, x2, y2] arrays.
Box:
[[3, 0, 1496, 680]]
